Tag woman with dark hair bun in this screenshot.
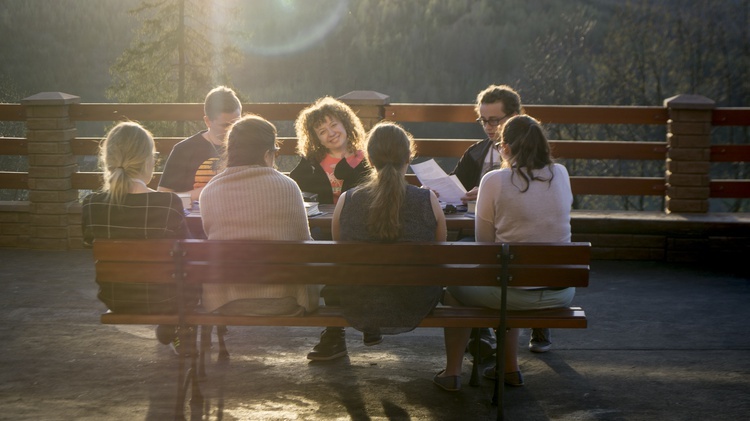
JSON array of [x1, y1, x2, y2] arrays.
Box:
[[435, 115, 575, 391]]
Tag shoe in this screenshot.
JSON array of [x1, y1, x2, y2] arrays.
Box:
[[169, 326, 195, 357], [433, 370, 461, 391], [363, 331, 383, 346], [169, 336, 183, 356], [504, 371, 524, 387], [467, 328, 496, 361], [483, 365, 497, 380], [529, 328, 552, 353], [155, 324, 176, 345], [307, 327, 347, 361], [482, 366, 524, 387]]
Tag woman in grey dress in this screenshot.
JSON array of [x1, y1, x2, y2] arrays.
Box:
[[306, 122, 446, 361]]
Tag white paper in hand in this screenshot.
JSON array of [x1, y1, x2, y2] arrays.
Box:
[[410, 159, 466, 204]]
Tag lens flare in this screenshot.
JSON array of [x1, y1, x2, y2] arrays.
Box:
[[240, 0, 349, 56]]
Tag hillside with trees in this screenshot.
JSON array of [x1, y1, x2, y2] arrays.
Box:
[[0, 0, 747, 210]]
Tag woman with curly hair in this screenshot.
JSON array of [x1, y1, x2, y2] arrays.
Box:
[[290, 96, 370, 204]]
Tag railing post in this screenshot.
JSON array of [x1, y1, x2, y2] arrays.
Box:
[[663, 94, 715, 214], [21, 92, 81, 250], [337, 91, 389, 131]]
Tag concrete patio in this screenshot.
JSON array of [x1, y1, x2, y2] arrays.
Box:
[[0, 248, 748, 420]]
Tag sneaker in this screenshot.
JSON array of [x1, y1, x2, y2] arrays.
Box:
[[169, 335, 183, 356], [529, 328, 552, 353], [363, 331, 383, 346], [307, 327, 347, 361], [155, 324, 176, 345], [169, 326, 195, 357]]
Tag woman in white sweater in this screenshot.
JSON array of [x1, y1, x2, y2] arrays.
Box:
[[434, 115, 575, 391], [199, 114, 318, 316]]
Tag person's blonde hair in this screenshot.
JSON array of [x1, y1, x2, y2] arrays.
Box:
[[360, 122, 416, 241], [294, 97, 366, 163], [99, 121, 155, 205]]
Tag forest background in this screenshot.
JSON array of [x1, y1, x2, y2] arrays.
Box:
[[0, 0, 747, 211]]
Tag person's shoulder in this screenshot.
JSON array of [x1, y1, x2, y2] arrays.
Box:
[[172, 131, 208, 150], [276, 169, 304, 188], [552, 163, 569, 175], [482, 168, 509, 183], [464, 138, 491, 152]]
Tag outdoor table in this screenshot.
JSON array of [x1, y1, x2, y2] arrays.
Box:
[[185, 204, 475, 239]]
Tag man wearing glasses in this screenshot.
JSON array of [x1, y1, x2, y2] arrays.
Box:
[[451, 84, 523, 203]]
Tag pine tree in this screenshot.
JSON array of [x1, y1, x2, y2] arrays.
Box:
[[107, 0, 242, 135]]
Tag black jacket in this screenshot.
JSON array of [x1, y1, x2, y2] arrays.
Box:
[[289, 156, 370, 204], [450, 138, 494, 190]]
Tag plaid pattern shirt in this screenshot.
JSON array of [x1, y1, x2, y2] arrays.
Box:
[[81, 191, 192, 314]]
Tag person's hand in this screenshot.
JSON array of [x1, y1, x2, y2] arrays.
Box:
[[421, 185, 439, 198], [460, 187, 478, 203]]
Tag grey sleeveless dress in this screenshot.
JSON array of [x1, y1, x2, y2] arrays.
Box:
[[336, 185, 442, 334]]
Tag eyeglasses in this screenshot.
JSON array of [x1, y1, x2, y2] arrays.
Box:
[[476, 115, 510, 127]]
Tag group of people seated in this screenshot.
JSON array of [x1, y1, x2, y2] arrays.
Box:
[[82, 84, 575, 392]]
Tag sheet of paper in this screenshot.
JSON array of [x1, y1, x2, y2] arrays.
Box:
[[410, 159, 466, 204]]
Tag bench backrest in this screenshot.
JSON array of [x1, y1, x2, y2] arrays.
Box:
[[181, 240, 590, 289], [93, 239, 590, 289], [93, 239, 176, 284]]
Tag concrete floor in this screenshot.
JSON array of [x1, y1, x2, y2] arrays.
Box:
[[0, 249, 748, 420]]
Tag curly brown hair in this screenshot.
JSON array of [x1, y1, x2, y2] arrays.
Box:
[[294, 97, 366, 163]]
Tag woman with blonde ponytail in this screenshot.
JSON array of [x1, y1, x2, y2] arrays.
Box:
[[306, 122, 446, 361], [82, 122, 192, 353]]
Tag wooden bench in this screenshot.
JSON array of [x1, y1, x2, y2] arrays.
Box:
[[95, 239, 590, 420]]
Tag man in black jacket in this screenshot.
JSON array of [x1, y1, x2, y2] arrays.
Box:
[[451, 84, 523, 202]]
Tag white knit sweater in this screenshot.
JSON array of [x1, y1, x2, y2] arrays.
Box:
[[199, 166, 317, 313], [475, 163, 572, 243]]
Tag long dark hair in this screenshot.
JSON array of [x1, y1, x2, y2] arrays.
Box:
[[499, 115, 555, 192], [361, 122, 415, 241]]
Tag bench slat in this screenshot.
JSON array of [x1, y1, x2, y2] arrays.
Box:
[[181, 262, 588, 288], [100, 306, 586, 330], [101, 312, 179, 325], [96, 261, 176, 283], [93, 239, 175, 262], [180, 240, 508, 265]]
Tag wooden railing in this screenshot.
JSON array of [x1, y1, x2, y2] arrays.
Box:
[[2, 97, 748, 202]]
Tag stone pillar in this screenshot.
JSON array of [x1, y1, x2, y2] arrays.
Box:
[[22, 92, 80, 249], [663, 94, 715, 213], [338, 91, 389, 131]]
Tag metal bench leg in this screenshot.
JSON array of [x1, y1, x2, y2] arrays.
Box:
[[469, 327, 481, 386], [217, 325, 229, 360], [187, 327, 203, 415], [199, 325, 211, 380]]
